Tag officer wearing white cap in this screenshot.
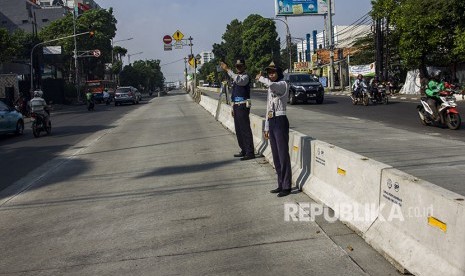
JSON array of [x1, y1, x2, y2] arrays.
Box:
[[256, 61, 292, 197], [220, 59, 255, 160]]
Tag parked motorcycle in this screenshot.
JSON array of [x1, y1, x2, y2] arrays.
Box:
[[351, 87, 370, 106], [31, 112, 51, 137], [370, 84, 389, 105], [417, 89, 461, 130]]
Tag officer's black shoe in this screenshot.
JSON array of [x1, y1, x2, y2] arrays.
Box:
[[270, 188, 281, 193], [277, 189, 291, 197], [240, 155, 255, 161], [234, 152, 245, 158]]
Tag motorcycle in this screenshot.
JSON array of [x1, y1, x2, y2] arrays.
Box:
[[370, 84, 389, 105], [417, 89, 461, 130], [351, 87, 370, 106], [31, 112, 51, 137]]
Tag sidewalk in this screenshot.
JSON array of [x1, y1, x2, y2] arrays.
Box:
[[0, 91, 399, 275]]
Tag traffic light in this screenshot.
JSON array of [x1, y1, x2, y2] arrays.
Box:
[[89, 31, 95, 38]]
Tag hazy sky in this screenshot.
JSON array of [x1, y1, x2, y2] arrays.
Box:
[[98, 0, 373, 82]]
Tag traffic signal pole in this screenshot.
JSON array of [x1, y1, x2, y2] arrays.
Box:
[[30, 31, 90, 95]]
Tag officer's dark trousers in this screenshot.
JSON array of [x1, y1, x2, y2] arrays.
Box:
[[233, 104, 254, 156], [269, 115, 292, 190]]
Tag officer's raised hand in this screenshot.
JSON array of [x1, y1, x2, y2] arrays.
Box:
[[220, 61, 229, 72]]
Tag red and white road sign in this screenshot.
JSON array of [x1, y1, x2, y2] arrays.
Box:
[[163, 35, 172, 44], [93, 49, 101, 57]]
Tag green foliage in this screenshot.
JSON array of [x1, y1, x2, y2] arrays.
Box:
[[0, 28, 35, 62], [349, 34, 375, 65], [372, 0, 465, 74], [120, 59, 164, 91], [210, 15, 282, 81], [38, 8, 117, 80]]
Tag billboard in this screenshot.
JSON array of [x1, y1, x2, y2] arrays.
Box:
[[349, 63, 376, 77], [275, 0, 335, 16]]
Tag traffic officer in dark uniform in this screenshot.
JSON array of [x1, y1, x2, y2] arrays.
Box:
[[220, 59, 255, 160], [256, 61, 292, 197]]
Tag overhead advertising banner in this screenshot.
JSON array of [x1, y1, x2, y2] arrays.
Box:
[[349, 62, 376, 77], [275, 0, 335, 16], [43, 46, 62, 55]]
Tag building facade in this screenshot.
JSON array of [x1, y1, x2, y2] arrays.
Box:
[[198, 51, 214, 68]]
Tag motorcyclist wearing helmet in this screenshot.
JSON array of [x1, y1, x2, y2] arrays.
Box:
[[369, 76, 380, 99], [352, 74, 367, 99], [29, 90, 50, 124], [425, 71, 444, 121]]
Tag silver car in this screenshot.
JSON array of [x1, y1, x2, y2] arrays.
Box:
[[114, 86, 141, 106]]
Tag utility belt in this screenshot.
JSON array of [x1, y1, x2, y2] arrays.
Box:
[[267, 110, 286, 119], [232, 99, 251, 108]]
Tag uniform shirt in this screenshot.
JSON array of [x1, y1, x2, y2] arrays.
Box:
[[29, 97, 47, 115], [227, 69, 250, 102], [257, 76, 289, 131]]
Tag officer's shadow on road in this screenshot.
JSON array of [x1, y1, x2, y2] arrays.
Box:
[[136, 159, 236, 178]]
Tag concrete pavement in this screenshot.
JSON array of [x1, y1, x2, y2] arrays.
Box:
[[0, 91, 400, 275]]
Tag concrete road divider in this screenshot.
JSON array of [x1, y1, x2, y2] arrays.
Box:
[[200, 94, 217, 116], [302, 140, 392, 234], [198, 94, 465, 276], [364, 168, 465, 276]]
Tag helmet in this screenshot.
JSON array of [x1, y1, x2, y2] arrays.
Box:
[[33, 90, 43, 97]]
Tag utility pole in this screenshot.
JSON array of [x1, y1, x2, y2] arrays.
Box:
[[30, 31, 91, 95], [73, 0, 80, 102], [183, 57, 188, 92], [270, 18, 292, 72], [328, 0, 335, 90]]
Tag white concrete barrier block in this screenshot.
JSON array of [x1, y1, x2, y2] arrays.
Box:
[[302, 140, 391, 234], [364, 168, 465, 276]]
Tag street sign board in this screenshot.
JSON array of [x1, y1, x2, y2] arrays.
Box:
[[164, 44, 172, 51], [172, 30, 184, 42], [163, 35, 172, 44], [174, 42, 183, 49], [93, 49, 101, 57]]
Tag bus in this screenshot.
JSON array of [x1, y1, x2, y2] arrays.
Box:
[[84, 80, 117, 102]]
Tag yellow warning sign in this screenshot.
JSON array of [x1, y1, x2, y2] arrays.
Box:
[[172, 30, 184, 42]]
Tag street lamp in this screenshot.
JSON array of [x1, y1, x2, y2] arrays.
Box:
[[292, 37, 305, 62], [270, 17, 292, 72], [111, 37, 133, 65], [30, 31, 91, 95], [111, 37, 133, 81], [127, 52, 143, 65]]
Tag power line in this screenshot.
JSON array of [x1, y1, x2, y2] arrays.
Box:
[[160, 58, 185, 67]]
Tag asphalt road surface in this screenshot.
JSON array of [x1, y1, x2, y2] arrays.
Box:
[[0, 98, 149, 192]]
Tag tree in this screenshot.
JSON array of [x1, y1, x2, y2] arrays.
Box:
[[349, 34, 376, 65], [242, 15, 281, 76], [209, 15, 282, 80], [39, 8, 117, 80], [372, 0, 465, 77], [0, 28, 35, 63], [120, 59, 164, 91]]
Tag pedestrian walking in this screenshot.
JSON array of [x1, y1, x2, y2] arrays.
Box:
[[256, 61, 292, 197], [220, 59, 255, 161]]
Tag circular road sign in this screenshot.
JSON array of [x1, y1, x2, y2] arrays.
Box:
[[163, 35, 172, 44], [93, 49, 101, 57]]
